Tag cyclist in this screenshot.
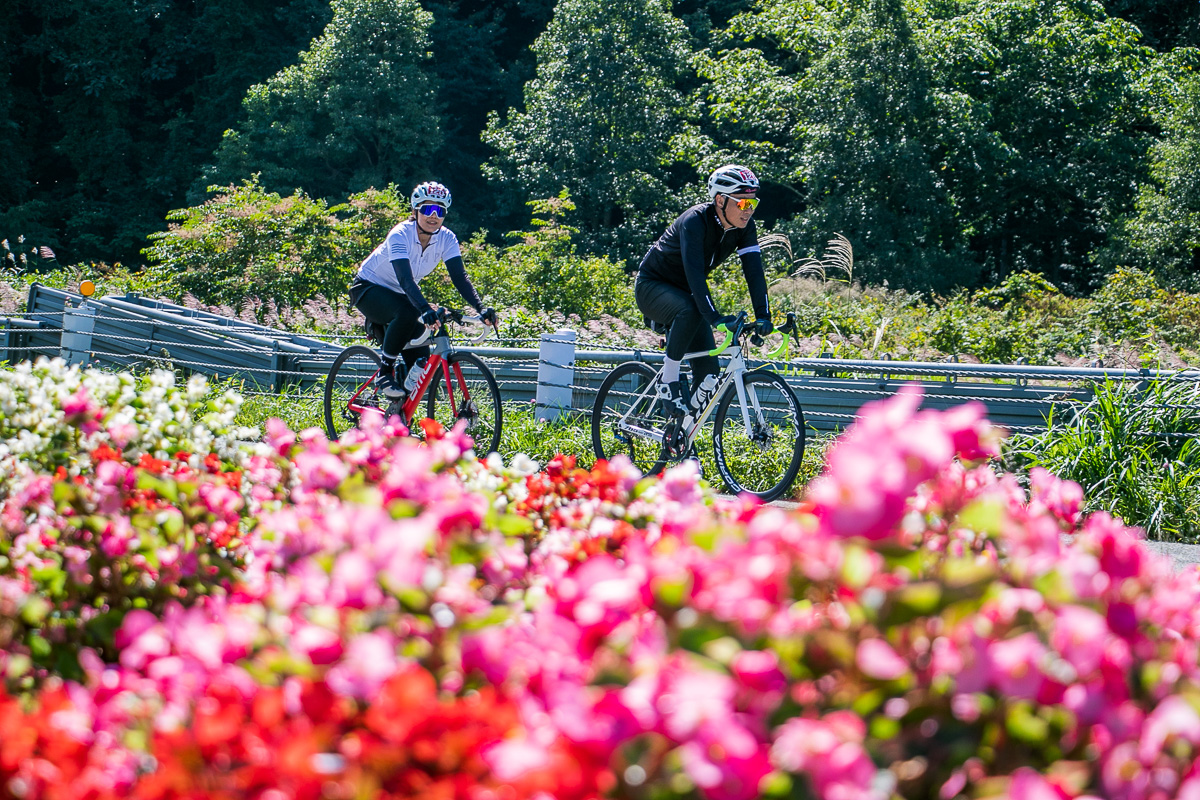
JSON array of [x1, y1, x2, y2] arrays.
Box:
[[349, 181, 498, 398], [635, 164, 773, 422]]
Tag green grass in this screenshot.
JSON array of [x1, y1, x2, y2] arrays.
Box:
[[1003, 380, 1200, 541]]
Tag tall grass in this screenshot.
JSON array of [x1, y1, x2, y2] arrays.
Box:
[[1004, 380, 1200, 541]]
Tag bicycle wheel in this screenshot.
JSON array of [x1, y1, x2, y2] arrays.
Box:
[[324, 345, 388, 440], [712, 369, 805, 502], [591, 361, 669, 476], [422, 352, 503, 455]]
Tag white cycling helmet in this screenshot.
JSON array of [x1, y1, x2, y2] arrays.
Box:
[[706, 164, 760, 199], [410, 181, 452, 210]]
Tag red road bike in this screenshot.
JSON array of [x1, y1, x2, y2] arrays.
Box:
[[323, 308, 502, 454]]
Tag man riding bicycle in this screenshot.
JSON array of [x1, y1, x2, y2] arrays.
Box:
[[349, 181, 499, 399], [635, 164, 773, 421]]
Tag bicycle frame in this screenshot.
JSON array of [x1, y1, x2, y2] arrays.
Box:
[[345, 314, 492, 426], [613, 326, 764, 451]]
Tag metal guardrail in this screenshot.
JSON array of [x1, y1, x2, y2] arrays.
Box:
[[5, 282, 1199, 435]]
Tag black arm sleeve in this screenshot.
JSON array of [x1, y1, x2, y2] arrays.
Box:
[[390, 258, 432, 311], [740, 250, 770, 320], [445, 255, 483, 312], [680, 214, 722, 324]]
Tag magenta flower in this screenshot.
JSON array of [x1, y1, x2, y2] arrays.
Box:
[[1051, 604, 1109, 678], [771, 713, 880, 800], [678, 720, 772, 800], [62, 385, 103, 435], [857, 637, 910, 681], [989, 632, 1049, 700]]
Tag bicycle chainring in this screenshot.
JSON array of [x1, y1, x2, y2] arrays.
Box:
[[662, 418, 688, 459]]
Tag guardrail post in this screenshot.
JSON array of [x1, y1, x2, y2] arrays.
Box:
[[535, 329, 576, 422], [61, 299, 96, 366]]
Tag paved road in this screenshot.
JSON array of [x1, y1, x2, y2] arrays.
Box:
[[1145, 540, 1200, 571]]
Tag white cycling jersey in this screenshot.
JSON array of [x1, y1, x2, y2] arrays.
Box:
[[356, 219, 462, 294]]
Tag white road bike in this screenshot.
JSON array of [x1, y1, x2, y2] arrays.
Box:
[[591, 311, 806, 502]]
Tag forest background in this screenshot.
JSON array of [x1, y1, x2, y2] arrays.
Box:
[[3, 0, 1200, 302]]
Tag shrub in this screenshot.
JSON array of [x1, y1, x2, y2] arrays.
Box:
[[143, 177, 407, 315], [460, 193, 638, 323]]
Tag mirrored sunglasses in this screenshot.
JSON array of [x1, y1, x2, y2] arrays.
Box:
[[728, 196, 759, 211], [418, 204, 447, 218]]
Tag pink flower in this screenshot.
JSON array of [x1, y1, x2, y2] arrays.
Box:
[[292, 622, 344, 666], [62, 386, 103, 434], [771, 713, 879, 799], [989, 632, 1048, 700], [1139, 696, 1200, 764], [293, 449, 350, 491], [678, 721, 772, 800], [264, 417, 296, 455], [857, 638, 910, 681], [732, 650, 788, 694], [326, 630, 399, 699], [1028, 467, 1084, 530], [116, 610, 171, 670], [1051, 604, 1109, 678], [555, 555, 648, 650], [1010, 766, 1068, 800]]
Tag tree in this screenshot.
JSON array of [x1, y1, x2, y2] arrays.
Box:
[[1, 0, 330, 266], [210, 0, 441, 203], [482, 0, 697, 264], [1098, 53, 1200, 287], [920, 0, 1153, 291], [1102, 0, 1200, 50], [417, 0, 553, 239], [698, 0, 1153, 292], [697, 0, 973, 290]]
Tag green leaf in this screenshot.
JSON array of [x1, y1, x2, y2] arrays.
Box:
[[1006, 701, 1050, 744], [496, 514, 535, 536]]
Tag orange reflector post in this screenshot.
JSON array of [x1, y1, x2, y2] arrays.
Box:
[[80, 280, 95, 297]]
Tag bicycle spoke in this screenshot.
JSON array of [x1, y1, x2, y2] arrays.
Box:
[[713, 370, 806, 501], [423, 352, 503, 455], [591, 362, 668, 476], [323, 345, 386, 441]]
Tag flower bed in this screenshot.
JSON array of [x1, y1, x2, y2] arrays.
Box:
[[2, 357, 1199, 799]]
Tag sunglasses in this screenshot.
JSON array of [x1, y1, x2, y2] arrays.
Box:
[[418, 204, 447, 218], [725, 196, 760, 211]]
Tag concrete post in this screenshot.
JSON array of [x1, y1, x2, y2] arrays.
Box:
[[61, 300, 96, 366], [535, 329, 577, 422]]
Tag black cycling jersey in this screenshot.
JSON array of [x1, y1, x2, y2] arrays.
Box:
[[637, 202, 769, 324]]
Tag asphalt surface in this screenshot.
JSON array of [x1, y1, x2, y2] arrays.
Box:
[[1144, 540, 1200, 570]]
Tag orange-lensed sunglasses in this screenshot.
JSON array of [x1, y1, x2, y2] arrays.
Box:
[[726, 196, 759, 211]]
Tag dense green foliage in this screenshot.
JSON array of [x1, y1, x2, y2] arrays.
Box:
[[209, 0, 442, 201], [482, 0, 696, 263], [1005, 380, 1200, 541], [2, 0, 333, 262], [4, 0, 1199, 295], [143, 178, 406, 312]]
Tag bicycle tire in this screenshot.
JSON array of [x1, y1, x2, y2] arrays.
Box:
[[712, 369, 805, 502], [422, 351, 503, 455], [591, 361, 669, 476], [324, 345, 388, 440]]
